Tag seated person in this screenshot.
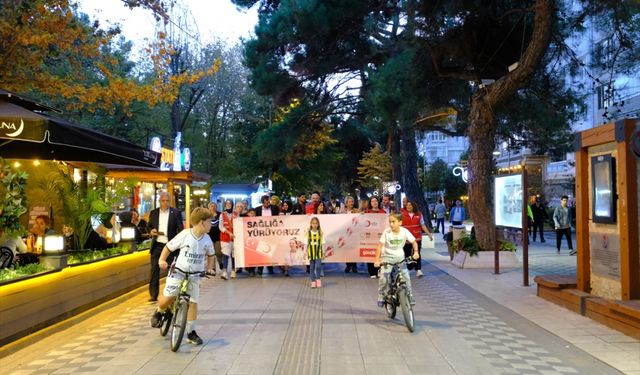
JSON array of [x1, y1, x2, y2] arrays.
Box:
[[26, 215, 56, 253], [94, 212, 119, 243], [119, 211, 143, 243], [131, 208, 149, 238], [0, 228, 28, 267]]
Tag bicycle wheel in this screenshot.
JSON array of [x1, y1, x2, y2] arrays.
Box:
[[170, 299, 189, 352], [398, 288, 415, 332], [385, 299, 397, 319], [159, 306, 173, 337]]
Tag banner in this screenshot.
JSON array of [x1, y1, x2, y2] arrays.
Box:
[[233, 214, 389, 267]]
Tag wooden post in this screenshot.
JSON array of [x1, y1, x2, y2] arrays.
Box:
[[575, 128, 597, 293], [522, 166, 529, 286], [616, 119, 639, 300]]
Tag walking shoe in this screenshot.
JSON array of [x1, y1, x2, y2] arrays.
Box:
[[569, 249, 577, 256], [231, 270, 237, 278], [370, 275, 377, 279], [163, 310, 173, 324], [221, 270, 229, 280], [187, 330, 203, 345], [416, 270, 424, 278], [541, 239, 546, 243], [310, 281, 317, 288], [316, 279, 322, 287], [377, 300, 385, 308], [206, 269, 215, 276], [150, 310, 163, 328]]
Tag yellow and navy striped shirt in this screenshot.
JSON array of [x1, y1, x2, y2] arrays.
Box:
[[307, 230, 323, 260]]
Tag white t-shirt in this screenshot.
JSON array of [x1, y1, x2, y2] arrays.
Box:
[[166, 229, 214, 272], [379, 227, 416, 263]]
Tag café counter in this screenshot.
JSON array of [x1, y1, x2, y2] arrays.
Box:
[[0, 250, 149, 346]]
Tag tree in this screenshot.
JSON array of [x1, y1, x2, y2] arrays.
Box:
[[423, 159, 467, 204], [357, 144, 392, 191], [0, 0, 214, 115]]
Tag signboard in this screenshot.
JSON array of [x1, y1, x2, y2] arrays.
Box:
[[591, 233, 620, 280], [494, 174, 523, 229], [233, 214, 389, 267]]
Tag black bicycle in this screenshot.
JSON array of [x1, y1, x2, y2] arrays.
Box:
[[380, 257, 416, 332], [158, 267, 206, 352]]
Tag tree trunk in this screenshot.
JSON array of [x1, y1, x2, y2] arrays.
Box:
[[467, 96, 497, 250], [388, 122, 402, 206], [400, 121, 431, 227], [465, 0, 554, 250]]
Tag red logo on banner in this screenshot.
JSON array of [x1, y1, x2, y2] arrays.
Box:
[[360, 248, 376, 257]]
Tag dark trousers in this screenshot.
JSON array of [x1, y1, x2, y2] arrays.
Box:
[[532, 222, 545, 241], [435, 218, 445, 234], [345, 262, 357, 272], [403, 241, 422, 270], [555, 228, 573, 251], [367, 263, 379, 277], [149, 242, 166, 300]]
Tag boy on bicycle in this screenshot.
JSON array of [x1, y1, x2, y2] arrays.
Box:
[[374, 212, 420, 308], [150, 207, 215, 345]]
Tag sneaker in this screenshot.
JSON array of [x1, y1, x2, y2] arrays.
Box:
[[316, 279, 322, 287], [310, 281, 317, 288], [163, 310, 173, 324], [187, 330, 203, 345], [541, 240, 546, 243], [231, 270, 237, 279], [569, 249, 576, 256], [416, 270, 424, 278], [221, 270, 228, 280], [370, 275, 377, 279], [150, 310, 163, 328], [377, 301, 385, 308], [206, 269, 215, 276]]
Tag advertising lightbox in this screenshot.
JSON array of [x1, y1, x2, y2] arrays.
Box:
[[494, 174, 523, 229]]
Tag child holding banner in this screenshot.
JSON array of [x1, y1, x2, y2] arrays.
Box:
[[307, 217, 324, 288]]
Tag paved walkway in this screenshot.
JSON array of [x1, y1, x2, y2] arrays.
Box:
[[1, 236, 638, 375]]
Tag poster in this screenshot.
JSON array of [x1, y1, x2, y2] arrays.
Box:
[[494, 174, 523, 229], [233, 214, 389, 267]]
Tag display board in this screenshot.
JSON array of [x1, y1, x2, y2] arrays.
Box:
[[494, 173, 523, 229]]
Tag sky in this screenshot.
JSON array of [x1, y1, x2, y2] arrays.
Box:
[[77, 0, 259, 59]]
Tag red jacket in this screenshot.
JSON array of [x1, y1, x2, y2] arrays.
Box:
[[220, 211, 237, 243], [401, 211, 422, 240]]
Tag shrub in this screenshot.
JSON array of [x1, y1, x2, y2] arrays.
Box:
[[0, 263, 51, 282], [498, 239, 517, 252], [454, 232, 480, 257]]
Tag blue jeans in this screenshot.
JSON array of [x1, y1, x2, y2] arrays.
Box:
[[309, 259, 322, 281]]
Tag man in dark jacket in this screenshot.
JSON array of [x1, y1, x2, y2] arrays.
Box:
[[146, 191, 183, 302], [530, 197, 548, 242], [254, 195, 280, 276]]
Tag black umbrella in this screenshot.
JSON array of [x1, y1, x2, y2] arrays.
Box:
[[0, 100, 160, 168]]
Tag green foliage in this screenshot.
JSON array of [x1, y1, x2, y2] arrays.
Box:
[[35, 163, 132, 250], [67, 245, 130, 264], [454, 232, 480, 257], [0, 263, 51, 282], [423, 159, 467, 202], [0, 158, 29, 237], [498, 239, 517, 252]]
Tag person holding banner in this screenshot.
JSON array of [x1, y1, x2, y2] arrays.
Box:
[[307, 217, 325, 288], [255, 195, 280, 276], [365, 196, 385, 278], [401, 201, 433, 278], [343, 196, 360, 273], [219, 200, 240, 279]]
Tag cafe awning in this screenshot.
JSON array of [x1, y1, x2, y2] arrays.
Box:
[[0, 100, 160, 168]]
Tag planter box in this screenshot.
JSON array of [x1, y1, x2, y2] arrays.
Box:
[[0, 250, 149, 346], [452, 250, 520, 269]]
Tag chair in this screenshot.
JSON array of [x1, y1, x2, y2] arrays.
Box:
[[0, 246, 14, 269]]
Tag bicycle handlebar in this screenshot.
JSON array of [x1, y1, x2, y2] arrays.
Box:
[[380, 257, 416, 267], [171, 266, 207, 278]]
